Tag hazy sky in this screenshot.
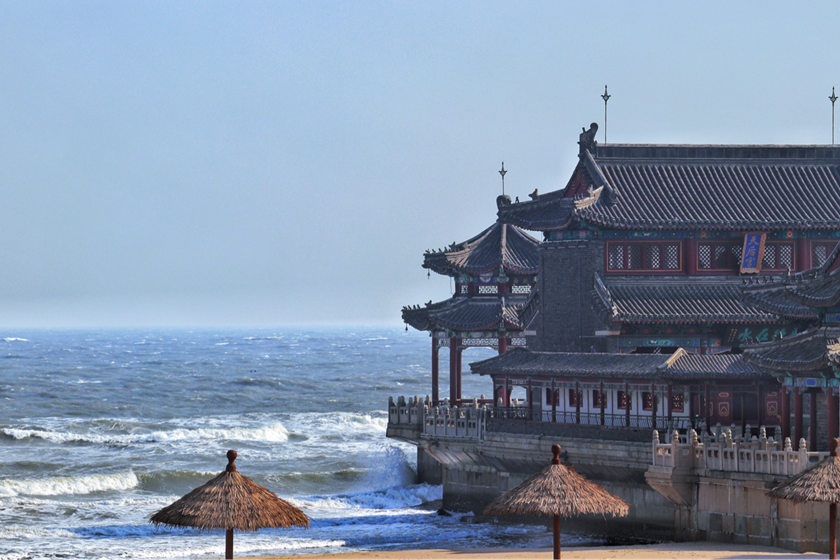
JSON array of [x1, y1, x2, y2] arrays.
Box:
[[1, 2, 839, 327]]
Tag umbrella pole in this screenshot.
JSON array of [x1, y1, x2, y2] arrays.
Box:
[[226, 528, 234, 559], [553, 514, 561, 559], [831, 502, 837, 560]]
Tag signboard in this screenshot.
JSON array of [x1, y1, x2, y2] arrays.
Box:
[[740, 232, 767, 274]]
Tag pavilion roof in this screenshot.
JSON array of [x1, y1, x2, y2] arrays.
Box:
[[470, 347, 769, 381], [402, 296, 526, 333], [593, 275, 777, 325], [499, 143, 840, 232], [742, 326, 840, 372], [423, 219, 539, 277]]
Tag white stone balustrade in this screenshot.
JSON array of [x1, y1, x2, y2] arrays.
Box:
[[652, 425, 828, 476], [388, 397, 487, 441], [388, 395, 428, 427]]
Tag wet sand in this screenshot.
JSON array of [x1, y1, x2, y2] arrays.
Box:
[[245, 541, 822, 559]]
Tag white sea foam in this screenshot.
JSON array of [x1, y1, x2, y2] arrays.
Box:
[[2, 422, 289, 445], [2, 337, 28, 342], [0, 471, 138, 497]]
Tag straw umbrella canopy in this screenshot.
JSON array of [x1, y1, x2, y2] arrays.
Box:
[[151, 450, 309, 559], [484, 444, 629, 559], [769, 438, 840, 559]]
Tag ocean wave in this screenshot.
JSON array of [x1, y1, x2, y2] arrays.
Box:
[[2, 337, 29, 342], [298, 483, 442, 515], [1, 422, 289, 446], [0, 471, 138, 497]]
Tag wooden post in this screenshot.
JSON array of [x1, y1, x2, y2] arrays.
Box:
[[457, 345, 463, 403], [575, 381, 580, 424], [757, 382, 763, 428], [498, 335, 507, 354], [449, 337, 458, 403], [651, 383, 657, 431], [551, 380, 557, 423], [225, 528, 234, 559], [553, 514, 562, 560], [810, 390, 818, 448], [705, 383, 711, 428], [781, 385, 790, 440], [830, 388, 839, 446], [667, 384, 673, 428], [625, 382, 631, 427], [794, 387, 803, 448], [431, 338, 439, 405], [600, 381, 606, 426], [527, 378, 533, 421]]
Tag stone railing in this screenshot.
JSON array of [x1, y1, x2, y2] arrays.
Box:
[[424, 404, 487, 441], [388, 395, 428, 427], [652, 425, 828, 476]]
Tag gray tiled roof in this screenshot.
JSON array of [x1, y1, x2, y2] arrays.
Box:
[[402, 296, 526, 333], [742, 327, 840, 372], [593, 275, 777, 325], [499, 144, 840, 232], [423, 220, 539, 277], [470, 347, 769, 380]]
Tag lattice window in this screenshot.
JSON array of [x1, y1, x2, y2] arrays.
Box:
[[510, 337, 526, 346], [627, 245, 642, 269], [642, 392, 655, 411], [568, 388, 581, 407], [698, 244, 711, 269], [671, 392, 685, 412], [780, 244, 793, 269], [814, 243, 831, 267], [762, 244, 776, 268], [609, 244, 624, 269], [646, 245, 660, 269], [460, 284, 469, 294], [665, 244, 680, 269], [592, 389, 605, 408], [511, 284, 531, 294], [730, 245, 742, 265], [477, 285, 498, 295], [617, 390, 631, 410]]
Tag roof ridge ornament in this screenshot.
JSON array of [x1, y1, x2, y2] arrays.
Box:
[[578, 123, 598, 158]]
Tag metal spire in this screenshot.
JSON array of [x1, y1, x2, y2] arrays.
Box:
[[498, 162, 507, 195], [601, 85, 611, 144], [831, 87, 838, 145]]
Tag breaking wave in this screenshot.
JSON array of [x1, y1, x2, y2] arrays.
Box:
[[0, 471, 139, 497]]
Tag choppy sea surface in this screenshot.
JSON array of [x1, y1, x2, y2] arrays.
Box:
[[0, 327, 565, 560]]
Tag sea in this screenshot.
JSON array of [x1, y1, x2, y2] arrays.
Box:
[[0, 327, 569, 560]]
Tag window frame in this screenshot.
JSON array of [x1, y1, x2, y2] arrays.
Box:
[[605, 240, 682, 274]]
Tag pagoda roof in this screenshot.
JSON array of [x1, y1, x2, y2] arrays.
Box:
[[742, 327, 840, 372], [499, 143, 840, 232], [741, 241, 840, 317], [402, 296, 526, 333], [470, 347, 768, 381], [593, 275, 777, 325], [423, 218, 539, 277]]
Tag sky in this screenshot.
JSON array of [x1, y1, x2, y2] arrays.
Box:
[[1, 1, 839, 328]]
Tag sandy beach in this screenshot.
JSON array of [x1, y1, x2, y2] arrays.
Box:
[[248, 541, 822, 559]]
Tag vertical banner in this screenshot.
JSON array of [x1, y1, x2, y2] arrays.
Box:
[[740, 232, 766, 274]]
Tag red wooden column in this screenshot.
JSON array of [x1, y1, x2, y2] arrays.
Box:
[[431, 338, 439, 405], [685, 239, 697, 275], [781, 385, 791, 440], [794, 387, 803, 447], [756, 383, 763, 427], [498, 335, 507, 354], [828, 388, 838, 447], [810, 390, 818, 447], [551, 380, 557, 423], [796, 237, 810, 271], [455, 344, 463, 403], [705, 383, 711, 428], [667, 384, 673, 428], [527, 378, 533, 421], [575, 381, 581, 424], [448, 337, 458, 403]]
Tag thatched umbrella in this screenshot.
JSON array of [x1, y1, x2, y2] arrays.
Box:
[[151, 450, 309, 559], [770, 438, 840, 559], [484, 444, 629, 559]]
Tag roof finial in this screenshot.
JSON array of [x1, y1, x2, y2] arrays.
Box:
[[601, 85, 611, 144], [830, 87, 838, 145], [551, 443, 562, 465], [226, 449, 237, 472], [498, 162, 507, 196]]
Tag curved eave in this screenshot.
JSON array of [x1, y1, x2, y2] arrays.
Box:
[[742, 328, 835, 372]]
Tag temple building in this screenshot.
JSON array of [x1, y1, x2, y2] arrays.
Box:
[[401, 214, 539, 404], [388, 127, 840, 551]]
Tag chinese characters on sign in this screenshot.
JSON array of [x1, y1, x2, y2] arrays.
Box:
[[740, 232, 766, 273]]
